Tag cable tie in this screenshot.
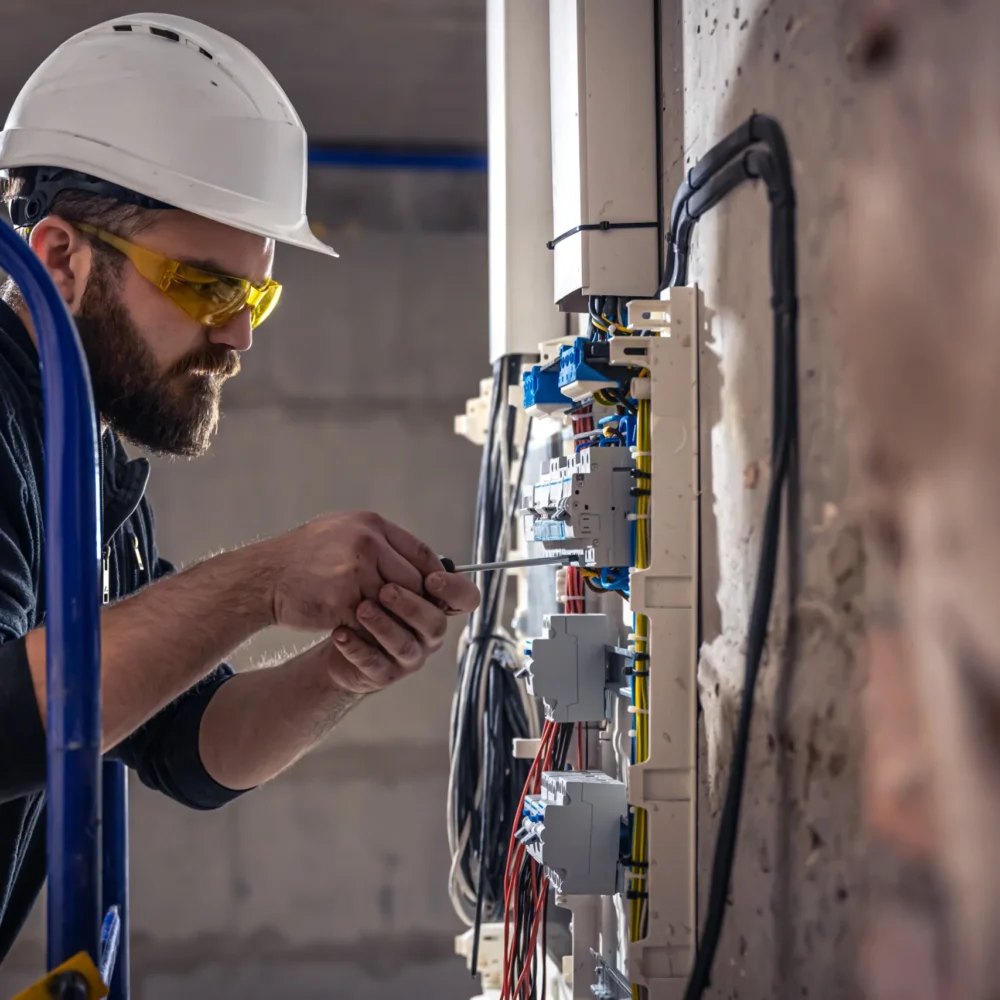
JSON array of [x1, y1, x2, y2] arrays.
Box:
[[627, 513, 651, 522], [627, 706, 650, 716], [546, 219, 658, 250], [626, 890, 649, 900]]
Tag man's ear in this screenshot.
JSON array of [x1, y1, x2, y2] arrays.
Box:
[[28, 217, 93, 314]]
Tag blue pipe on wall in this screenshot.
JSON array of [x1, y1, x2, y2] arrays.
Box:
[[0, 222, 104, 968], [308, 145, 487, 173]]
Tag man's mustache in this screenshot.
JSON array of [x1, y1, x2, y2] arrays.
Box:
[[168, 346, 241, 380]]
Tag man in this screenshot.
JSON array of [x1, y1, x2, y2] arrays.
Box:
[[0, 13, 479, 959]]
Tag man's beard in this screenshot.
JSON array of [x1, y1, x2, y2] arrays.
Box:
[[75, 261, 240, 457]]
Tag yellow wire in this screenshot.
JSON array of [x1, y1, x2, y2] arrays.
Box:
[[629, 393, 652, 1000], [599, 316, 652, 998]]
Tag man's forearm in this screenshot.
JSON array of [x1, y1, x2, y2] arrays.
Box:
[[25, 545, 275, 750], [196, 638, 365, 791]]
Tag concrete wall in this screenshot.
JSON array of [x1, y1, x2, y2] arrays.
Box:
[[0, 170, 491, 999], [677, 1, 867, 996]]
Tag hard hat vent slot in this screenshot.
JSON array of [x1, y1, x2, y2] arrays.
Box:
[[199, 47, 213, 60], [112, 25, 132, 32], [149, 27, 180, 43]]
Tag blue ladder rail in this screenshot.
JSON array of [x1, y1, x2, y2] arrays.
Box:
[[0, 219, 127, 997]]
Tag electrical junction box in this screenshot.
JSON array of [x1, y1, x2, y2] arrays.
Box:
[[548, 0, 658, 309], [524, 613, 615, 723], [521, 447, 632, 568], [517, 770, 627, 896], [487, 0, 564, 360]]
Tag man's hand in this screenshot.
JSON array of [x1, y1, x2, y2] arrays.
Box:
[[198, 567, 477, 791], [325, 571, 478, 693], [254, 511, 478, 631]]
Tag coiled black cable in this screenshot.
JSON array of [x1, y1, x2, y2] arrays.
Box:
[[448, 356, 540, 971]]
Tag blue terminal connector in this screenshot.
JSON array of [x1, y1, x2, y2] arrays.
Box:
[[558, 338, 617, 397], [522, 365, 572, 416]]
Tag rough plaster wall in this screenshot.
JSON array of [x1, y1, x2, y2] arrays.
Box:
[[0, 172, 489, 999], [676, 1, 867, 996]]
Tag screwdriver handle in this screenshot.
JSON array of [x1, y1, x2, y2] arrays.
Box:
[[440, 556, 456, 574]]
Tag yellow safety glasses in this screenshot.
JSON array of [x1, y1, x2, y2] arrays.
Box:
[[75, 223, 282, 329]]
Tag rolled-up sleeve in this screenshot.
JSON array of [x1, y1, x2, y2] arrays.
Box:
[[108, 662, 243, 810], [107, 552, 249, 810]]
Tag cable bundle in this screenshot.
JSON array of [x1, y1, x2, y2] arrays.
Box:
[[627, 391, 653, 996], [660, 115, 799, 1000], [448, 357, 542, 946], [501, 720, 575, 1000]]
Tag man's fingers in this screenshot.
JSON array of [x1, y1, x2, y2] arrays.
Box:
[[356, 600, 426, 671], [381, 520, 445, 577], [379, 584, 449, 649], [424, 571, 481, 614], [374, 542, 425, 596], [332, 628, 403, 690]]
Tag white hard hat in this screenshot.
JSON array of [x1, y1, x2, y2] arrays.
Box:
[[0, 12, 337, 257]]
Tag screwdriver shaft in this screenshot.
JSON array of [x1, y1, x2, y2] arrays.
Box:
[[452, 554, 578, 574]]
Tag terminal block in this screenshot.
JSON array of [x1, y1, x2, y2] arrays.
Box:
[[521, 447, 632, 568], [557, 338, 619, 401], [523, 364, 573, 417], [523, 613, 615, 723], [517, 771, 627, 896]]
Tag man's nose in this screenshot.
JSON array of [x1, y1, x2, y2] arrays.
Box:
[[208, 309, 253, 353]]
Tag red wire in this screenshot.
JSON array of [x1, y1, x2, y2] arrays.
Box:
[[502, 722, 555, 1000]]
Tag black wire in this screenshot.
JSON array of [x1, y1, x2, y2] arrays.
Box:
[[471, 657, 499, 971], [660, 114, 789, 292], [664, 116, 798, 1000]]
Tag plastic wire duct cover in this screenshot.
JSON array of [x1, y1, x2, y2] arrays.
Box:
[[524, 613, 615, 723]]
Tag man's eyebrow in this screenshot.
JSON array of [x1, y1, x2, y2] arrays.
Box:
[[175, 255, 270, 285], [176, 257, 266, 285], [175, 255, 230, 274]]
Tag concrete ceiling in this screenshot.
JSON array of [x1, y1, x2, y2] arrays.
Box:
[[0, 0, 487, 146]]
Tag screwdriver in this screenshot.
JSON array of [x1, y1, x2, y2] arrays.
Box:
[[439, 554, 581, 574]]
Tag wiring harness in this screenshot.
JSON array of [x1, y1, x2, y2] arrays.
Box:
[[448, 357, 542, 948], [500, 719, 575, 1000]]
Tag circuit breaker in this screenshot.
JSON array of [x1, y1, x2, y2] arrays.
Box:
[[517, 771, 627, 896], [523, 613, 615, 724], [521, 447, 632, 568]]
